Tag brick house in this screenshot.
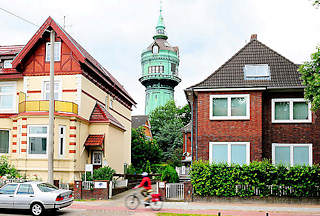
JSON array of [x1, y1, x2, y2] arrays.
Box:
[[185, 34, 320, 166], [0, 17, 136, 183], [131, 115, 153, 140]]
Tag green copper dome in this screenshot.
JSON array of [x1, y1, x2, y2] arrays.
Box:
[[153, 7, 168, 40], [140, 4, 181, 115]]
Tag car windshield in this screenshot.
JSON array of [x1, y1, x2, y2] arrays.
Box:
[[37, 183, 58, 192]]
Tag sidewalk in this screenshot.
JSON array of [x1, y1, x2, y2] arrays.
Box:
[[69, 185, 320, 216]]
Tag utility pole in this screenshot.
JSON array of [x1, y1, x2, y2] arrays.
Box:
[[48, 30, 55, 184]]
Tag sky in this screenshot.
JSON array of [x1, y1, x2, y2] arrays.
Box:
[[0, 0, 320, 115]]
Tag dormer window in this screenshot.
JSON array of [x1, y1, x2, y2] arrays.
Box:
[[3, 60, 13, 68], [152, 45, 159, 54], [45, 42, 61, 62], [244, 64, 270, 80]]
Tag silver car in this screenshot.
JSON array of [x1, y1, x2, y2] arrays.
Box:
[[0, 182, 73, 216]]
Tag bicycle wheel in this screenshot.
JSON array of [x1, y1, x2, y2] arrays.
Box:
[[125, 195, 140, 210], [150, 200, 163, 211]]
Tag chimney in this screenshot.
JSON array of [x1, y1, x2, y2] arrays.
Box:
[[250, 34, 257, 41]]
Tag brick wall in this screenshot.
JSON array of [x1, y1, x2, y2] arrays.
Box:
[[193, 91, 263, 161], [73, 180, 109, 200], [182, 131, 191, 159], [262, 91, 320, 163]]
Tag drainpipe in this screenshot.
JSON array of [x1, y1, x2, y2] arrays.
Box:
[[185, 89, 194, 165], [195, 93, 198, 161]]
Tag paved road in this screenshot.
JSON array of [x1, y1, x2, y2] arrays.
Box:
[[1, 185, 320, 216]]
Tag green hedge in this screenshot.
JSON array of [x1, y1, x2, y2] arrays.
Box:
[[190, 160, 320, 197]]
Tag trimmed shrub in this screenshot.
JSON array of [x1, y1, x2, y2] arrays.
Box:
[[160, 165, 179, 183], [190, 160, 320, 197], [93, 166, 115, 180]]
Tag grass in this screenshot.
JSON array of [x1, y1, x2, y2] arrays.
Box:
[[74, 198, 97, 201], [156, 213, 220, 216]]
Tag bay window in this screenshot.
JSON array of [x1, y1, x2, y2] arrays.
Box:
[[272, 144, 312, 166], [28, 126, 48, 156], [272, 98, 312, 123], [209, 142, 250, 165], [0, 82, 16, 113], [210, 94, 250, 120]]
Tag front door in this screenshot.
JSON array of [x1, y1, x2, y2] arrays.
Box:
[[0, 183, 18, 208], [92, 151, 102, 169]]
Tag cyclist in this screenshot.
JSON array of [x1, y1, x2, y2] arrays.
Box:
[[133, 172, 152, 206]]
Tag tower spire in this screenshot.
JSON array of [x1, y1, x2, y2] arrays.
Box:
[[153, 0, 168, 40]]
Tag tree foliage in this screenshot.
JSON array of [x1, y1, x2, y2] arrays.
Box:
[[131, 127, 163, 171], [313, 0, 320, 7], [299, 47, 320, 111], [0, 156, 20, 178], [149, 100, 191, 165]]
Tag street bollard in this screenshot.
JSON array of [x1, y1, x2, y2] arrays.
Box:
[[266, 213, 269, 216], [218, 212, 221, 216]]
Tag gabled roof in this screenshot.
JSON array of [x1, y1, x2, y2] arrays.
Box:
[[0, 45, 24, 56], [132, 115, 150, 129], [188, 37, 302, 90], [89, 102, 125, 131], [84, 134, 104, 147], [11, 16, 136, 106]]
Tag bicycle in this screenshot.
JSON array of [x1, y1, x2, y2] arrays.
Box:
[[125, 191, 163, 211]]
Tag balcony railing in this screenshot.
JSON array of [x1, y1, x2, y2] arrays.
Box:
[[19, 100, 78, 115]]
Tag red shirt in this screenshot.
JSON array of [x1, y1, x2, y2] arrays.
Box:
[[137, 177, 152, 190]]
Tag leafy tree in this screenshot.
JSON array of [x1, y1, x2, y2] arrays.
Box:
[[149, 100, 191, 164], [131, 127, 163, 171], [299, 47, 320, 111], [0, 156, 20, 178], [177, 104, 191, 126]]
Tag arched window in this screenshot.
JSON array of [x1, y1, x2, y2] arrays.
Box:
[[152, 45, 159, 54]]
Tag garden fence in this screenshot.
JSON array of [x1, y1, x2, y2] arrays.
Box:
[[166, 183, 184, 200]]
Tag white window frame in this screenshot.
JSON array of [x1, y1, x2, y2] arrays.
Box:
[[209, 142, 250, 165], [58, 125, 66, 157], [3, 60, 13, 68], [272, 98, 312, 123], [27, 125, 48, 158], [152, 45, 159, 54], [0, 129, 10, 154], [42, 79, 62, 100], [92, 151, 102, 165], [45, 41, 61, 62], [272, 143, 312, 166], [109, 98, 113, 109], [209, 94, 250, 120], [0, 81, 17, 113], [244, 64, 270, 78]]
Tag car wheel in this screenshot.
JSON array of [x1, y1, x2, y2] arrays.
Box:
[[31, 203, 44, 216]]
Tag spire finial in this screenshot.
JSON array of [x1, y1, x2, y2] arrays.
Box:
[[153, 0, 168, 40]]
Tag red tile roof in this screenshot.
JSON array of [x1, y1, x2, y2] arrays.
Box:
[[84, 134, 104, 147], [0, 45, 24, 56], [89, 102, 125, 131], [11, 17, 135, 107]]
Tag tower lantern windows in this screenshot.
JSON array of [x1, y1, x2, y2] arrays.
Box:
[[148, 66, 164, 74]]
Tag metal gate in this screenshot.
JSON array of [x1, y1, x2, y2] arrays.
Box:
[[166, 183, 184, 200]]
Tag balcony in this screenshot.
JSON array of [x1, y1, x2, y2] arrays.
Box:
[[19, 100, 78, 115]]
